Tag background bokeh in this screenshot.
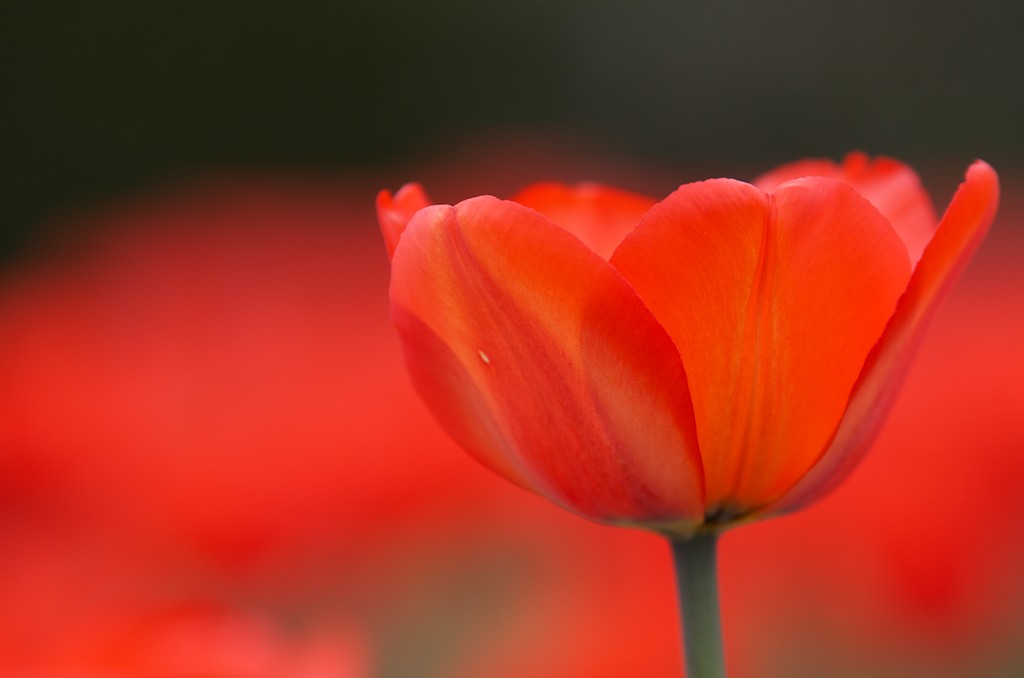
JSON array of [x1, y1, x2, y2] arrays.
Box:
[[2, 2, 1022, 676], [3, 0, 1023, 259]]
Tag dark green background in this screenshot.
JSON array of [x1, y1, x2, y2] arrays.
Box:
[[3, 0, 1020, 261]]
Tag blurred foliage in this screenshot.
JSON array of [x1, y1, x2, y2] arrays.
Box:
[[2, 0, 1022, 260]]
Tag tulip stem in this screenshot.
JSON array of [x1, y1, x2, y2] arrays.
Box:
[[671, 532, 725, 678]]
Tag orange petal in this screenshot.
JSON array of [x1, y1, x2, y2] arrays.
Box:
[[389, 196, 704, 527], [513, 182, 656, 260], [768, 161, 999, 515], [611, 177, 911, 517], [376, 183, 431, 260], [755, 152, 938, 267]]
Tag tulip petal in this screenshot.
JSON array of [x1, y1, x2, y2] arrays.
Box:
[[755, 152, 938, 267], [611, 178, 911, 518], [376, 183, 431, 261], [768, 161, 999, 515], [513, 182, 656, 260], [389, 197, 704, 527]]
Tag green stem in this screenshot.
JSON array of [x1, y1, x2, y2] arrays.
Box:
[[671, 533, 725, 678]]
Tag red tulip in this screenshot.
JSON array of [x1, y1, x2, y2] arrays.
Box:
[[377, 154, 998, 536]]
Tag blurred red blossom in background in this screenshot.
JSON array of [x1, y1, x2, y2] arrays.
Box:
[[0, 179, 479, 571], [0, 142, 1022, 676]]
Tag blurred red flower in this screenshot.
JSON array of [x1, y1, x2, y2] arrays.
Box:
[[0, 180, 491, 572], [376, 154, 998, 535], [8, 601, 366, 678]]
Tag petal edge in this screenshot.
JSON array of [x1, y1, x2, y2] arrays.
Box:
[[376, 183, 431, 261], [768, 160, 999, 515]]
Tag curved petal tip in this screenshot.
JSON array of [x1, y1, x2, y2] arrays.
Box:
[[376, 183, 431, 261]]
